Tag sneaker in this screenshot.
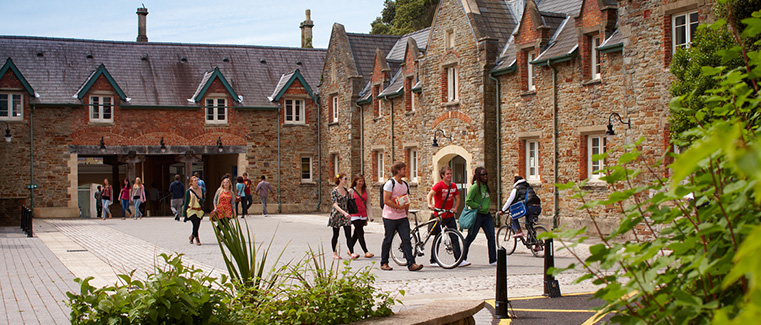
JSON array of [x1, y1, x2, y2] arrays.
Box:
[[533, 244, 543, 252], [458, 260, 471, 267], [511, 232, 525, 238], [429, 262, 440, 267], [408, 264, 424, 271], [380, 264, 393, 271], [490, 261, 498, 266]]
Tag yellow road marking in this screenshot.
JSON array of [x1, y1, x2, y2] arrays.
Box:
[[581, 291, 637, 325], [511, 308, 595, 313]]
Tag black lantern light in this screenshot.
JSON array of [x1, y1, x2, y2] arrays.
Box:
[[605, 112, 631, 141], [432, 129, 452, 147], [217, 137, 223, 153], [160, 137, 167, 153], [99, 136, 106, 153], [1, 121, 11, 143]]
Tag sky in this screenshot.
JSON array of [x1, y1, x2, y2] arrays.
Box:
[[0, 0, 385, 48]]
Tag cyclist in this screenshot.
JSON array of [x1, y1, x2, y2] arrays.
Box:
[[497, 175, 542, 250], [426, 166, 462, 267]]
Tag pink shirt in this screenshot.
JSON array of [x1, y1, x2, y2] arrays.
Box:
[[382, 179, 409, 220]]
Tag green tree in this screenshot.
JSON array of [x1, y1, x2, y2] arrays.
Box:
[[371, 0, 439, 35]]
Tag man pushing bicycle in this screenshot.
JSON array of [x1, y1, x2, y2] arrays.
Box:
[[426, 166, 467, 267]]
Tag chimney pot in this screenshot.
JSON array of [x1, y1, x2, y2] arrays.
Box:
[[300, 9, 314, 48], [136, 7, 149, 42]]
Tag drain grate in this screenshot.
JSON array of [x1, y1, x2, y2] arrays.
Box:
[[66, 249, 88, 252]]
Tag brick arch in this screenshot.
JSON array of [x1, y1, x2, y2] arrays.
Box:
[[430, 111, 472, 129], [441, 51, 460, 62]]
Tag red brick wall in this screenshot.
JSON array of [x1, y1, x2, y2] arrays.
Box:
[[518, 140, 526, 177]]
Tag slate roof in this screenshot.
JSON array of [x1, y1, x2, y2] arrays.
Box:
[[533, 16, 578, 64], [538, 0, 583, 17], [598, 29, 623, 52], [346, 33, 399, 87], [466, 0, 517, 49], [378, 69, 404, 98], [386, 28, 431, 63], [0, 36, 326, 108]]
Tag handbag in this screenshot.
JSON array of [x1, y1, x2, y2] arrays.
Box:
[[459, 194, 485, 231], [345, 187, 359, 215], [509, 192, 530, 220]]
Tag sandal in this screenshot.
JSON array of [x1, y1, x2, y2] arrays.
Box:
[[350, 253, 360, 260], [380, 264, 393, 271], [333, 255, 342, 260], [364, 252, 375, 258]]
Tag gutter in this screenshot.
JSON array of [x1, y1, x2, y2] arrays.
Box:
[[277, 104, 282, 213], [30, 103, 35, 213], [548, 60, 560, 230], [316, 96, 322, 211], [488, 73, 502, 217]]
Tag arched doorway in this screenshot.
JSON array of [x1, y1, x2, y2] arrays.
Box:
[[431, 145, 472, 215]]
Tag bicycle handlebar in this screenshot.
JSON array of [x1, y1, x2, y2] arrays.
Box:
[[431, 207, 456, 215]]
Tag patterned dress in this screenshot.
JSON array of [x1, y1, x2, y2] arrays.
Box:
[[217, 190, 234, 219], [328, 187, 351, 228]]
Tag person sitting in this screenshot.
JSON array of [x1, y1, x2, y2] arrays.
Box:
[[497, 175, 542, 245]]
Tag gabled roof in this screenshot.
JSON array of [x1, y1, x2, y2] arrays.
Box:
[[386, 28, 430, 63], [0, 36, 325, 108], [346, 33, 399, 87], [378, 69, 404, 98], [191, 67, 240, 103], [357, 82, 372, 104], [462, 0, 517, 49], [268, 69, 315, 102], [75, 64, 127, 100], [598, 29, 623, 53], [533, 16, 579, 65], [0, 57, 35, 96]]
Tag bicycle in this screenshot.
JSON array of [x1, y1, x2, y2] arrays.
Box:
[[496, 211, 548, 258], [390, 209, 466, 269]]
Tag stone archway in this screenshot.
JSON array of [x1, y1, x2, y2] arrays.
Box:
[[431, 145, 473, 187]]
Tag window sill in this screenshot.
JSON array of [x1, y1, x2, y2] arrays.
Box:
[[527, 179, 542, 187], [328, 121, 339, 126], [300, 181, 316, 186], [373, 116, 383, 122], [88, 121, 115, 126], [1, 119, 25, 123], [283, 123, 310, 127], [520, 90, 537, 97], [204, 123, 229, 128], [443, 100, 460, 108], [581, 180, 607, 189], [582, 79, 602, 87], [405, 111, 416, 117]]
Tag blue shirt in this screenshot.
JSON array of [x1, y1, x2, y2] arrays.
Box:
[[169, 180, 185, 199]]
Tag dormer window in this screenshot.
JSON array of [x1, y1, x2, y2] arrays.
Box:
[[527, 52, 536, 91], [89, 95, 113, 123], [0, 92, 23, 121], [285, 99, 305, 124], [205, 98, 227, 124], [591, 35, 601, 80]]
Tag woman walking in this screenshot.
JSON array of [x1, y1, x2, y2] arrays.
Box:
[[101, 178, 113, 219], [213, 177, 236, 226], [235, 176, 245, 217], [131, 177, 146, 219], [118, 179, 132, 219], [348, 174, 374, 258], [183, 176, 205, 246], [461, 166, 498, 266], [329, 174, 355, 259]]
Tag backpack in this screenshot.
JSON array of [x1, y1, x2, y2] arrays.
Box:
[[525, 185, 541, 205], [379, 178, 409, 208]]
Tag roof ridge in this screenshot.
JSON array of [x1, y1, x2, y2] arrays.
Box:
[[0, 35, 328, 51]]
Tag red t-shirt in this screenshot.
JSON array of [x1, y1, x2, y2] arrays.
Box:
[[431, 181, 459, 218], [243, 178, 252, 195]]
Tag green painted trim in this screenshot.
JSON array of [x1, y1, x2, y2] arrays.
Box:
[[193, 67, 240, 103], [491, 62, 517, 77], [0, 58, 35, 95], [76, 64, 127, 100], [270, 69, 315, 102], [356, 97, 372, 105], [379, 89, 403, 99], [532, 49, 579, 67], [411, 87, 422, 93], [598, 42, 623, 54]]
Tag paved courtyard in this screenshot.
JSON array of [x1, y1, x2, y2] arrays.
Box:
[[1, 213, 599, 324]]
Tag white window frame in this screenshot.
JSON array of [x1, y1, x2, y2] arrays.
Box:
[[588, 135, 605, 180], [285, 99, 306, 124], [378, 98, 383, 117], [301, 156, 313, 182], [333, 154, 339, 177], [592, 36, 601, 80], [445, 30, 455, 49], [205, 97, 227, 124], [411, 90, 417, 111], [331, 96, 339, 123], [411, 149, 419, 182], [89, 95, 113, 123], [446, 66, 458, 102], [673, 10, 699, 51], [528, 52, 536, 91], [526, 140, 540, 181], [376, 151, 385, 183], [0, 92, 23, 121]]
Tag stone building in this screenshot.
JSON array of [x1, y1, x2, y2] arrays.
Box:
[[0, 9, 326, 223]]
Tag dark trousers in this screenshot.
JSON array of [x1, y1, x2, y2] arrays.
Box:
[[463, 212, 497, 263], [189, 215, 202, 237], [331, 226, 352, 253], [381, 218, 415, 267], [242, 195, 252, 216], [429, 217, 461, 263], [349, 219, 369, 253], [96, 206, 102, 219]]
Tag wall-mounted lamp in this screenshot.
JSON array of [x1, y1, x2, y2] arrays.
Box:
[[160, 137, 167, 153], [605, 112, 631, 141], [2, 121, 11, 143], [217, 137, 223, 153], [432, 129, 452, 147], [99, 136, 106, 153]]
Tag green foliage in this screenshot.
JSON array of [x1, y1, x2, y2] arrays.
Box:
[[232, 246, 399, 324], [551, 7, 761, 324], [371, 0, 439, 35], [66, 254, 235, 324]]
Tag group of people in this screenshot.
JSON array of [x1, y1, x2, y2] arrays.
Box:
[[94, 177, 150, 220], [328, 161, 542, 272]]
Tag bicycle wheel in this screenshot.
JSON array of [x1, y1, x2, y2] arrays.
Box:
[[390, 231, 419, 266], [530, 226, 549, 258], [496, 226, 517, 255], [433, 228, 465, 269]]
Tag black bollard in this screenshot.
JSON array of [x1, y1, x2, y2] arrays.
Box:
[[543, 238, 561, 297], [495, 247, 510, 318]]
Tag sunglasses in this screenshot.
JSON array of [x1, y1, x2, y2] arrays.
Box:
[[480, 173, 488, 176]]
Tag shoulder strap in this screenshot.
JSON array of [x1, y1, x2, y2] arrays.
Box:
[[352, 187, 367, 205], [438, 182, 451, 210]]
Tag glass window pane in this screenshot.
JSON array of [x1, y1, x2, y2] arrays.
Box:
[[675, 15, 685, 26], [207, 107, 214, 120], [218, 106, 225, 120], [0, 94, 8, 117], [92, 97, 100, 118], [12, 94, 21, 117]]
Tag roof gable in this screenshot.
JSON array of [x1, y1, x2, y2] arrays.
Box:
[[269, 69, 315, 102], [191, 67, 240, 103], [514, 0, 544, 42], [76, 64, 126, 100], [0, 58, 35, 95]]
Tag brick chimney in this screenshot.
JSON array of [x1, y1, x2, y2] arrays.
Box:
[[136, 6, 148, 42], [300, 9, 314, 48]]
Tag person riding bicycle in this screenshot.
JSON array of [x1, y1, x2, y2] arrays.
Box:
[[426, 166, 462, 267], [497, 175, 542, 249]]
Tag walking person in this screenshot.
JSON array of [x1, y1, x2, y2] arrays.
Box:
[[194, 172, 207, 196], [497, 175, 543, 251], [169, 174, 185, 221], [426, 166, 463, 267], [379, 161, 423, 272], [329, 173, 355, 260], [213, 177, 236, 226], [183, 176, 205, 246], [241, 172, 252, 217], [94, 186, 103, 219], [348, 174, 374, 258], [131, 177, 146, 219], [235, 176, 245, 217], [101, 179, 112, 219], [461, 167, 497, 266], [255, 175, 274, 216], [118, 179, 132, 219]]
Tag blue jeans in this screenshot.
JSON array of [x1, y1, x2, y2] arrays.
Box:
[[133, 200, 143, 218], [462, 212, 497, 263], [260, 196, 268, 215], [380, 218, 416, 268], [102, 199, 112, 218], [120, 199, 131, 218], [511, 205, 541, 232]]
